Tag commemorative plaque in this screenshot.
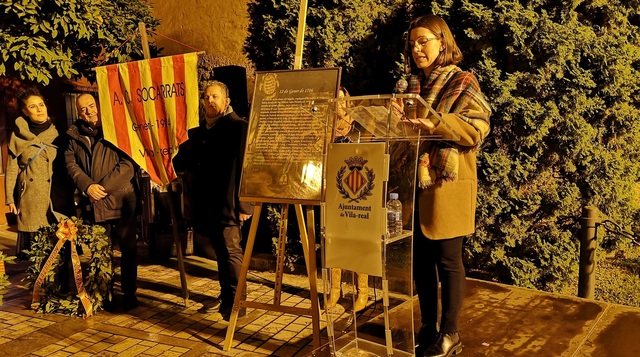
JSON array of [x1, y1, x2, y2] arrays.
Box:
[[240, 68, 341, 203]]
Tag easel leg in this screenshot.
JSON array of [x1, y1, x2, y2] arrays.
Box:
[[295, 204, 321, 349], [274, 204, 290, 304], [223, 203, 262, 351], [224, 203, 321, 351]]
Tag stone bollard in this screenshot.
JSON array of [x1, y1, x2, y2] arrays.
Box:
[[578, 205, 600, 299]]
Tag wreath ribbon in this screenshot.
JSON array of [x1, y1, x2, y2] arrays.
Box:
[[32, 219, 94, 317]]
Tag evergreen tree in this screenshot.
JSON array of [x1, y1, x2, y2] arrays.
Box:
[[410, 1, 640, 291], [245, 0, 408, 94], [245, 0, 640, 293], [0, 0, 160, 85]]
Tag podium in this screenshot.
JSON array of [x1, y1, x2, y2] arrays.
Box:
[[321, 94, 459, 356]]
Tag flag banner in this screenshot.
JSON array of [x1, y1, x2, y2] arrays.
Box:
[[95, 52, 199, 186]]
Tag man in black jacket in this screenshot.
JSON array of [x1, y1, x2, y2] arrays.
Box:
[[65, 93, 139, 311], [179, 81, 253, 319]]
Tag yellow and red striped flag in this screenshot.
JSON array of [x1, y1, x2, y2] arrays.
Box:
[[95, 52, 199, 186]]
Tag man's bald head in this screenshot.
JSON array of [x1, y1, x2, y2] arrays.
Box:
[[76, 93, 101, 127]]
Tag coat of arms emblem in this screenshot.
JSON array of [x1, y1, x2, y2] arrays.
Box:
[[336, 156, 375, 203]]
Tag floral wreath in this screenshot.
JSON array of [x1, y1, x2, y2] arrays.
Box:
[[0, 251, 16, 306], [24, 217, 112, 317]]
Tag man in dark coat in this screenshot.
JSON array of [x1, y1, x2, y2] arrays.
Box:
[[65, 93, 139, 310], [179, 81, 253, 319]]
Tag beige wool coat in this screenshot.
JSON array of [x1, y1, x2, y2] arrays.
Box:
[[415, 66, 491, 240], [5, 117, 58, 232], [418, 131, 482, 239]]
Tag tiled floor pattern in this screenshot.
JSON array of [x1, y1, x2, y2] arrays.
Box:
[[0, 310, 56, 342], [0, 246, 332, 357]]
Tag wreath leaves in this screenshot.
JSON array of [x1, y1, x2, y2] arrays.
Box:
[[336, 166, 349, 199], [362, 167, 375, 199], [24, 217, 112, 316], [0, 252, 16, 306]]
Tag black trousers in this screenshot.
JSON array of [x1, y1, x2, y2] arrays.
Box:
[[413, 226, 465, 334], [101, 202, 138, 299], [201, 225, 246, 307], [16, 231, 38, 255]]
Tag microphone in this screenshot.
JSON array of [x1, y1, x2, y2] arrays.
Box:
[[397, 78, 414, 103], [394, 78, 408, 94], [394, 78, 414, 120]]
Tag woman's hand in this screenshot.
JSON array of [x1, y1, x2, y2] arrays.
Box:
[[401, 117, 436, 134], [390, 98, 404, 118], [392, 97, 439, 134], [335, 107, 353, 137], [8, 203, 18, 215]]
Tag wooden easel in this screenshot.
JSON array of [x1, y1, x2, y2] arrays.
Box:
[[223, 5, 336, 344], [223, 202, 321, 351]]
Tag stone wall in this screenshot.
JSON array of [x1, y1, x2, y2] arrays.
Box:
[[149, 0, 250, 65]]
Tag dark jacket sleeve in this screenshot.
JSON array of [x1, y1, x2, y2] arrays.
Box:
[[172, 131, 195, 173], [65, 138, 95, 195], [98, 144, 135, 193], [51, 133, 77, 217]]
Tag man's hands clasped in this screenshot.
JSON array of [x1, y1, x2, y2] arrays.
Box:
[[87, 184, 108, 203]]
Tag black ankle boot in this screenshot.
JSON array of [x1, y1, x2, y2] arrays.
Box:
[[415, 324, 438, 356], [424, 332, 462, 357]]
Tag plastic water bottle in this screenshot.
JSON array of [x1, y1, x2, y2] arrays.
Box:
[[387, 193, 402, 236]]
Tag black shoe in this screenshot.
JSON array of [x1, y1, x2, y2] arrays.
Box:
[[101, 298, 115, 312], [416, 324, 438, 356], [424, 332, 462, 357], [199, 297, 222, 313], [123, 296, 139, 311], [220, 305, 246, 321]]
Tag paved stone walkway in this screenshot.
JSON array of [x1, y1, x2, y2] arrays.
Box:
[[5, 224, 640, 356], [0, 225, 331, 357]]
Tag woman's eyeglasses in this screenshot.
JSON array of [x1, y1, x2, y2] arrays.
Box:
[[409, 36, 440, 50]]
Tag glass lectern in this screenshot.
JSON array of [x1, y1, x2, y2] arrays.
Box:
[[320, 94, 459, 356]]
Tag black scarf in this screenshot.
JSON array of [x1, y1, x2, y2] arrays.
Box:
[[77, 120, 103, 148], [77, 120, 101, 137], [28, 119, 52, 136]]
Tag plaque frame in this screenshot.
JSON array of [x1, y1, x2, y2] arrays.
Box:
[[239, 67, 342, 205]]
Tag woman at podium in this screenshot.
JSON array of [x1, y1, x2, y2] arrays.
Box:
[[398, 14, 492, 357]]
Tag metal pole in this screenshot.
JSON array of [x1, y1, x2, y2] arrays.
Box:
[[578, 205, 599, 299], [293, 0, 309, 70], [138, 22, 153, 245], [138, 22, 151, 60], [138, 22, 189, 305]]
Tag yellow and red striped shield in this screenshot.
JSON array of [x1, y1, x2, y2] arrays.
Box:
[[95, 53, 199, 186]]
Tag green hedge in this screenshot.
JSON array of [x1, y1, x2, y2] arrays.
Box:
[[246, 0, 640, 294]]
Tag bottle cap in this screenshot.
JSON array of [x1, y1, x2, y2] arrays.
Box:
[[389, 193, 399, 200]]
